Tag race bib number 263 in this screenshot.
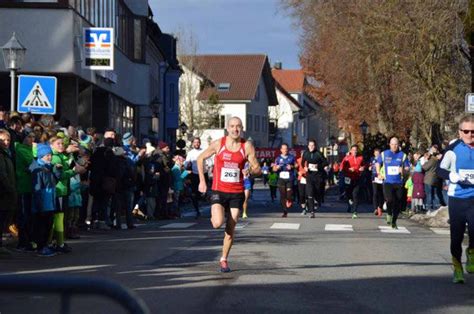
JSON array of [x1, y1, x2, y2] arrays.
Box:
[[221, 168, 240, 183]]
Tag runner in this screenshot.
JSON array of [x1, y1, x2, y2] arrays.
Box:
[[375, 137, 410, 229], [273, 143, 296, 217], [242, 162, 251, 219], [296, 150, 308, 215], [197, 117, 261, 273], [370, 148, 384, 216], [341, 145, 365, 219], [437, 114, 474, 283], [302, 139, 328, 218]]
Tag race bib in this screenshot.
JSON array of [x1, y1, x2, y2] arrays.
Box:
[[459, 169, 474, 184], [300, 177, 306, 184], [308, 163, 318, 171], [279, 171, 290, 179], [387, 166, 400, 176], [221, 168, 240, 183], [263, 170, 268, 175], [344, 177, 351, 185], [373, 177, 384, 184]]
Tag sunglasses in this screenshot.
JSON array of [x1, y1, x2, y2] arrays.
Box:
[[459, 129, 474, 135]]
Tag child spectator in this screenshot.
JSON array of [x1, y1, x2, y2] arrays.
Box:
[[67, 173, 82, 239], [268, 168, 278, 202], [171, 155, 189, 218], [411, 152, 425, 213], [30, 144, 61, 257]]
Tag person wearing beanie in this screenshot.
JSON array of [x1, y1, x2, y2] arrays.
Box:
[[158, 141, 169, 150], [14, 133, 36, 251], [120, 133, 145, 229], [49, 136, 86, 253], [30, 143, 61, 257]]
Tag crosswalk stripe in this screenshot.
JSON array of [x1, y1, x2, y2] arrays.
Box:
[[270, 223, 300, 230], [378, 226, 410, 234], [325, 224, 353, 231], [219, 222, 249, 229], [430, 228, 450, 235], [160, 223, 197, 229]]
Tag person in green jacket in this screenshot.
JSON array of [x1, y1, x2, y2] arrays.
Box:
[[15, 133, 35, 250], [49, 135, 85, 253]]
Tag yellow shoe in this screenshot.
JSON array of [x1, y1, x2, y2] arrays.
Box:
[[466, 248, 474, 274], [8, 224, 18, 238], [242, 213, 248, 219], [452, 257, 465, 284]]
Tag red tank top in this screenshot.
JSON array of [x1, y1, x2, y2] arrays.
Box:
[[212, 137, 247, 193]]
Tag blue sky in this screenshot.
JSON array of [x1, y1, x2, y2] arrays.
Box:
[[149, 0, 301, 69]]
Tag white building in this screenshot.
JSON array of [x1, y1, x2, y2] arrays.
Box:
[[179, 54, 278, 148], [272, 67, 335, 148]]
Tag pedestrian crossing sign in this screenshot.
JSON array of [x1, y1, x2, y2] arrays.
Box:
[[17, 75, 57, 115]]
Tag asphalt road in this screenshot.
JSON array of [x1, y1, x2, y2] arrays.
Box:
[[1, 183, 472, 314]]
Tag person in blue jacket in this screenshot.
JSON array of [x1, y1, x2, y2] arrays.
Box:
[[375, 137, 410, 229], [273, 143, 296, 217], [30, 143, 62, 257], [437, 114, 474, 283]]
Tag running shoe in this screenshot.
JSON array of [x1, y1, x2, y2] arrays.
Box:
[[352, 212, 358, 219], [386, 214, 392, 225], [282, 211, 288, 218], [301, 209, 307, 216], [242, 212, 248, 219], [37, 247, 57, 257], [373, 209, 378, 215], [220, 260, 231, 273], [310, 212, 315, 219], [466, 248, 474, 274], [55, 243, 72, 254], [452, 258, 465, 284], [391, 223, 398, 230]]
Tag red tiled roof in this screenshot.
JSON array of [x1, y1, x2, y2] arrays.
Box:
[[182, 54, 277, 105], [272, 69, 305, 93]]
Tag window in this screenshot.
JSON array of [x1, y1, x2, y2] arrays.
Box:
[[217, 83, 231, 92], [255, 115, 260, 132], [69, 0, 144, 62], [301, 121, 305, 137], [247, 114, 253, 131], [109, 95, 134, 134], [219, 115, 226, 128]]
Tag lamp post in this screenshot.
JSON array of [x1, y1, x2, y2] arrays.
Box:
[[359, 120, 369, 158], [1, 33, 27, 112]]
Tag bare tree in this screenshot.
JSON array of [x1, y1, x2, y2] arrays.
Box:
[[177, 29, 223, 137], [283, 0, 470, 147]]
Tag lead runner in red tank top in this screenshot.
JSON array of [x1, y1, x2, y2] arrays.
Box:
[[197, 116, 261, 273]]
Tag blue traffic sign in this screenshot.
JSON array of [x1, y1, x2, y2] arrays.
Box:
[[17, 75, 57, 115]]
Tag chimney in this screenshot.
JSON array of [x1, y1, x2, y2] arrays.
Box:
[[273, 62, 282, 70]]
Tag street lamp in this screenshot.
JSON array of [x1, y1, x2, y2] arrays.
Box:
[[2, 33, 27, 112], [359, 120, 369, 137], [179, 122, 188, 136]]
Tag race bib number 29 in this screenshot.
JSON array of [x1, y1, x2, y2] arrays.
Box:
[[459, 169, 474, 184], [221, 168, 240, 183]]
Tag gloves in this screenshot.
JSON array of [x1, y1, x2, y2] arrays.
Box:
[[449, 172, 465, 184]]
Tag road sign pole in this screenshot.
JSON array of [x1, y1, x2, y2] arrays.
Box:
[[10, 69, 15, 112]]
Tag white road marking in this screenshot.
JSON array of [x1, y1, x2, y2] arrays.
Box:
[[0, 265, 113, 275], [160, 223, 197, 229], [379, 226, 411, 234], [325, 224, 353, 231], [220, 222, 249, 229], [270, 223, 300, 230], [430, 228, 450, 235]]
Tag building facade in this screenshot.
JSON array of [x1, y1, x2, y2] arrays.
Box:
[[0, 0, 180, 143]]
